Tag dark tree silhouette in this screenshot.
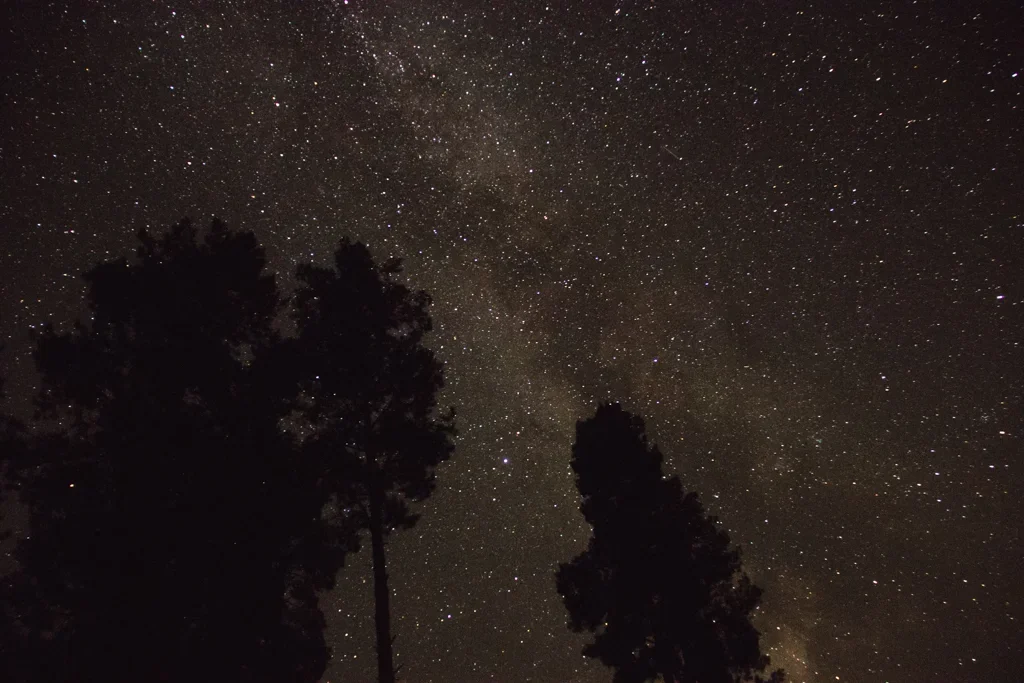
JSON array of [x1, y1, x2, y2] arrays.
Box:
[[557, 403, 784, 683], [0, 350, 20, 536], [291, 239, 455, 683], [0, 354, 31, 681], [8, 220, 352, 682]]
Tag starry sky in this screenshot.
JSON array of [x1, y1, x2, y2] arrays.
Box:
[[1, 1, 1021, 681]]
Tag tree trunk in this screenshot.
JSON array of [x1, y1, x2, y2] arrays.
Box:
[[368, 473, 395, 683]]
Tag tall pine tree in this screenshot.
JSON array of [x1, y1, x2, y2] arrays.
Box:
[[557, 403, 783, 683], [292, 239, 455, 683]]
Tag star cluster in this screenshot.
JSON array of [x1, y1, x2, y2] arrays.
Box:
[[1, 1, 1021, 681]]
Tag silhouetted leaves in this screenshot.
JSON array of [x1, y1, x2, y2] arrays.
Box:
[[557, 403, 784, 683], [292, 239, 455, 683], [7, 220, 346, 682]]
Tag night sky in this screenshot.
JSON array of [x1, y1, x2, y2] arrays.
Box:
[[1, 1, 1021, 682]]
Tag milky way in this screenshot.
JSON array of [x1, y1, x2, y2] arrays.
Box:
[[1, 2, 1021, 681]]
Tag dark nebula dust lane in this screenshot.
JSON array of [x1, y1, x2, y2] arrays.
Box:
[[1, 1, 1021, 681]]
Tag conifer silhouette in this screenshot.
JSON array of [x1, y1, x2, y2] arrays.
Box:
[[291, 239, 455, 683], [557, 403, 784, 683]]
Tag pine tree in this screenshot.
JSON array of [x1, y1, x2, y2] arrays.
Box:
[[292, 239, 455, 683], [557, 403, 784, 683]]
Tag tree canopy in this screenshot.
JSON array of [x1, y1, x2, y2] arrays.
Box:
[[292, 239, 455, 683], [557, 403, 783, 683], [1, 223, 455, 683], [7, 220, 347, 682]]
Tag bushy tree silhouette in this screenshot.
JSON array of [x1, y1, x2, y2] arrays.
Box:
[[8, 220, 350, 682], [557, 403, 784, 683], [291, 239, 455, 683]]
